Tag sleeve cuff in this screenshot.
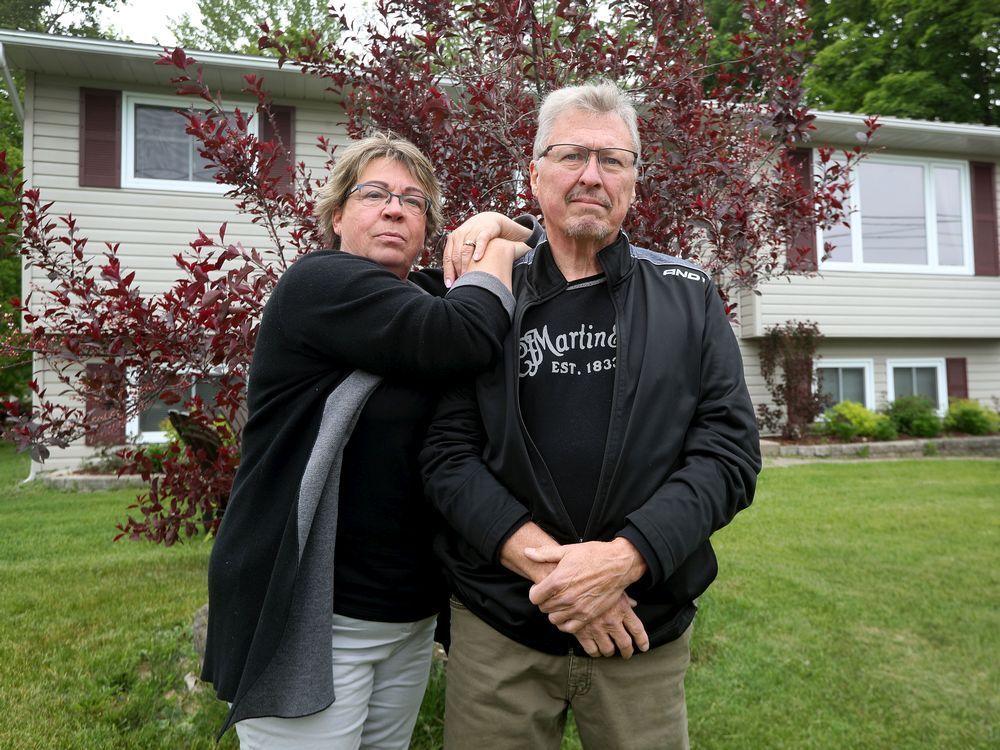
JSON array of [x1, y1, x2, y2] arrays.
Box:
[[449, 270, 515, 319], [513, 214, 545, 249], [491, 513, 532, 566], [617, 524, 665, 588]]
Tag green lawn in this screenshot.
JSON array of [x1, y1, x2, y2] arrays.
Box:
[[1, 445, 997, 748], [688, 459, 998, 749], [0, 444, 233, 749]]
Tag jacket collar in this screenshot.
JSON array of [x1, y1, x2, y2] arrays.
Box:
[[522, 230, 634, 296]]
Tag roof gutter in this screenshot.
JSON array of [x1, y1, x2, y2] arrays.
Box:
[[0, 42, 24, 125], [814, 110, 1000, 140], [0, 28, 285, 75]]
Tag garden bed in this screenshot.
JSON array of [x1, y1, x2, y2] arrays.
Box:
[[36, 433, 1000, 489], [38, 470, 149, 491], [760, 434, 1000, 459]]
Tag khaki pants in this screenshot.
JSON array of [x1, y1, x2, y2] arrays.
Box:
[[444, 599, 692, 750]]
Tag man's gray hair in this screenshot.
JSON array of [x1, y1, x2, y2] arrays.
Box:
[[532, 81, 641, 162]]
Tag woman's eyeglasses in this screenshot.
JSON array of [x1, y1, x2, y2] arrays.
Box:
[[348, 183, 431, 216]]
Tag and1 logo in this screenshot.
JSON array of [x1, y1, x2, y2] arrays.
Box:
[[662, 267, 705, 282]]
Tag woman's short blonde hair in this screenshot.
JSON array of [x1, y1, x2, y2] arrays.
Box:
[[315, 133, 444, 249]]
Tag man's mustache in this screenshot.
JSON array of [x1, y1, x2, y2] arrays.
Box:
[[566, 189, 611, 208]]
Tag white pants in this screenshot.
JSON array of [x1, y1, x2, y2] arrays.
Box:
[[236, 614, 437, 750]]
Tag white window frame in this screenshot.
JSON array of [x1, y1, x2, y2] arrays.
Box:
[[817, 154, 974, 275], [121, 92, 258, 194], [885, 358, 948, 415], [126, 368, 226, 444], [813, 358, 875, 410]]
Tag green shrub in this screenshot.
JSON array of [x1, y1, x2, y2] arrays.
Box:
[[944, 399, 999, 436], [870, 414, 899, 441], [885, 395, 941, 438], [142, 442, 173, 474], [820, 401, 898, 441], [822, 402, 861, 441]]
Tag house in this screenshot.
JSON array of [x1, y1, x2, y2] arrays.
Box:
[[1, 30, 998, 474], [0, 29, 349, 473], [737, 114, 1000, 421]]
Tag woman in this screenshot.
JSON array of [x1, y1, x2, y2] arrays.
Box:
[[200, 133, 536, 748]]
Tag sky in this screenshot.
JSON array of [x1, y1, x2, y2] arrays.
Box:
[[94, 0, 374, 52], [97, 0, 202, 46]]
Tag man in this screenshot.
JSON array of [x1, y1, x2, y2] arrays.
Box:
[[421, 81, 761, 749]]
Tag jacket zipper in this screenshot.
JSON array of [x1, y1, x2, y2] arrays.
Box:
[[580, 271, 626, 541]]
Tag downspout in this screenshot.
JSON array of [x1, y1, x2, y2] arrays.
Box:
[[0, 42, 30, 482], [0, 42, 25, 125]]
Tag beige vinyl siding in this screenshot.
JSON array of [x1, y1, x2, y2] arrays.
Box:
[[26, 74, 348, 296], [739, 337, 1000, 431], [737, 272, 1000, 339], [294, 102, 351, 173], [735, 152, 999, 339], [814, 339, 1000, 407], [734, 150, 1000, 428], [24, 74, 349, 474], [27, 357, 96, 476], [739, 343, 767, 415]]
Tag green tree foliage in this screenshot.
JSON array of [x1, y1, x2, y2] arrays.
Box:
[[806, 0, 999, 125], [2, 0, 122, 35], [168, 0, 341, 56], [704, 0, 754, 67]]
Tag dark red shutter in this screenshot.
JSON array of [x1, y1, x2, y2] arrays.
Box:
[[79, 88, 121, 188], [945, 358, 968, 400], [971, 161, 999, 276], [260, 105, 295, 193], [84, 364, 126, 446], [786, 147, 817, 271]]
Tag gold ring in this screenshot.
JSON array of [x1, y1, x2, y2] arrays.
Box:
[[462, 240, 476, 246]]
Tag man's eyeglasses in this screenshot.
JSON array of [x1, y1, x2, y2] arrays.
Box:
[[348, 183, 431, 216], [539, 144, 639, 174]]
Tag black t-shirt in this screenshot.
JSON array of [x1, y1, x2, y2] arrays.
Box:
[[518, 274, 616, 536], [334, 379, 447, 622]]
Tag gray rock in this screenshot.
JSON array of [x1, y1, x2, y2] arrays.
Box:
[[193, 602, 209, 662]]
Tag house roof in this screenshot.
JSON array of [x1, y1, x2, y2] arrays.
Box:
[[2, 29, 998, 158], [811, 111, 999, 159], [0, 28, 338, 104]]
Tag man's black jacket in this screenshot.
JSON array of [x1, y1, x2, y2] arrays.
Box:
[[420, 234, 761, 655]]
